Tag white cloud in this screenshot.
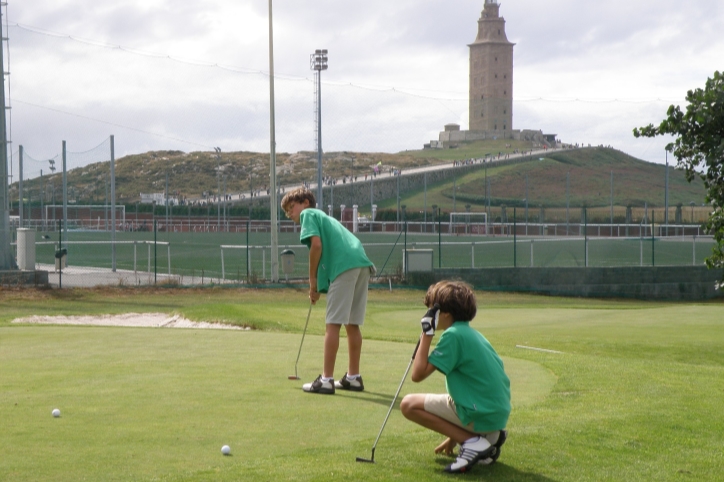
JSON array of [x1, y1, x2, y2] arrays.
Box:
[[5, 0, 724, 182]]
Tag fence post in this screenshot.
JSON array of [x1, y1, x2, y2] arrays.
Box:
[[154, 220, 157, 285], [513, 207, 517, 268], [584, 208, 588, 268], [651, 211, 655, 267], [530, 239, 534, 267], [693, 235, 696, 265], [221, 247, 226, 280], [246, 220, 250, 280]]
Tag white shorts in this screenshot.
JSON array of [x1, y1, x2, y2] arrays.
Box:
[[424, 394, 501, 441], [325, 267, 371, 325]]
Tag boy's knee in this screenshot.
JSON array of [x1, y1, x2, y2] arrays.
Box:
[[400, 395, 417, 419]]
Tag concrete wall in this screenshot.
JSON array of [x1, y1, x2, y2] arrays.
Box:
[[404, 266, 724, 301], [0, 270, 49, 287]]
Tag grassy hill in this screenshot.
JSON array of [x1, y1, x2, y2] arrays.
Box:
[[375, 147, 708, 223], [9, 142, 707, 221]]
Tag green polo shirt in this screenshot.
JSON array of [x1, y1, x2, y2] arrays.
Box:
[[299, 208, 373, 293], [428, 321, 511, 432]]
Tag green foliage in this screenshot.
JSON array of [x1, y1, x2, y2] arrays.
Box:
[[634, 71, 724, 280]]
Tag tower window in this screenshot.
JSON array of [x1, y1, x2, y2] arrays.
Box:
[[481, 95, 484, 99], [495, 74, 498, 78], [495, 124, 498, 130], [481, 113, 484, 117], [498, 29, 501, 35], [504, 90, 507, 95], [504, 74, 507, 79]]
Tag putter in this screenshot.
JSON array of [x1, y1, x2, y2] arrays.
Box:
[[356, 334, 423, 463], [288, 303, 314, 380]]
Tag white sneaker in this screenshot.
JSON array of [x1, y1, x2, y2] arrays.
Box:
[[302, 375, 335, 394], [478, 430, 507, 465], [444, 436, 493, 473], [334, 373, 364, 392]]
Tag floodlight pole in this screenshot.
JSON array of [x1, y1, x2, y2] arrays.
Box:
[[0, 7, 16, 270], [311, 49, 328, 208], [268, 0, 279, 282]]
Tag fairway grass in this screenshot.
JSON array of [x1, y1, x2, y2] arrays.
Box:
[[1, 289, 723, 481]]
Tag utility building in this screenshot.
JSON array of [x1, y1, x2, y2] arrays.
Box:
[[469, 0, 514, 133]]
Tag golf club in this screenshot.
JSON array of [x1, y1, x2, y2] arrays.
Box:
[[288, 303, 313, 380], [356, 334, 423, 463]]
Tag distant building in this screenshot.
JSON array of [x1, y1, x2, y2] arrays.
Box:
[[428, 1, 556, 149], [469, 0, 514, 133]]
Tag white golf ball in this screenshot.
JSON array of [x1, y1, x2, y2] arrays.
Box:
[[221, 445, 231, 455], [52, 409, 61, 418]]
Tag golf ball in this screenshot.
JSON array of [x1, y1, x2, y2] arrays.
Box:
[[52, 409, 60, 418], [221, 445, 231, 455]]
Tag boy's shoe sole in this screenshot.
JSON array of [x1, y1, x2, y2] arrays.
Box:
[[334, 373, 364, 392], [302, 375, 335, 394]]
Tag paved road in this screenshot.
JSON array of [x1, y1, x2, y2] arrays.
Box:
[[190, 146, 562, 206]]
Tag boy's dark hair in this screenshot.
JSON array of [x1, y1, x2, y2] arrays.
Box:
[[424, 280, 477, 322], [280, 187, 316, 218]]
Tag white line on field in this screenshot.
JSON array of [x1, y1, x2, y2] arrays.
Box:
[[515, 345, 564, 354]]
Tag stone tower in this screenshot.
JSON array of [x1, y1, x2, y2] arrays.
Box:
[[469, 0, 514, 134]]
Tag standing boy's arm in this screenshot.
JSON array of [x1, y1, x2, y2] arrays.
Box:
[[308, 235, 322, 304], [410, 334, 438, 382]]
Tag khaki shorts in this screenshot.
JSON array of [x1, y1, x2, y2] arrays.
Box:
[[424, 394, 500, 442], [325, 267, 371, 325]]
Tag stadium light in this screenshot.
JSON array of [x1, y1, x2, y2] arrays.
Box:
[[268, 0, 279, 282], [311, 49, 328, 208], [0, 8, 16, 270]]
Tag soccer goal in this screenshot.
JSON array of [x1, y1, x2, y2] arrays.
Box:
[[449, 212, 488, 235]]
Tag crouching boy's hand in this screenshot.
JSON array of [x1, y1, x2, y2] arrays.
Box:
[[420, 304, 440, 336], [434, 437, 457, 456]]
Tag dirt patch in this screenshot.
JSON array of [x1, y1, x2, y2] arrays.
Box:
[[12, 313, 250, 330]]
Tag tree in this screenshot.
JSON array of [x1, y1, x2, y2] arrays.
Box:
[[634, 71, 724, 286]]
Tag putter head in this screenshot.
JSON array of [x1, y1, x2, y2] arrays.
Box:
[[356, 448, 375, 463], [288, 375, 300, 380]]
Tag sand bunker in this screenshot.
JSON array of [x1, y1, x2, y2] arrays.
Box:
[[12, 313, 249, 330]]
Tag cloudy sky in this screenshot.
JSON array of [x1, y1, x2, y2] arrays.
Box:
[[5, 0, 723, 179]]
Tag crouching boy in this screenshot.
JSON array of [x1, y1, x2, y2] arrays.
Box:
[[400, 280, 511, 474]]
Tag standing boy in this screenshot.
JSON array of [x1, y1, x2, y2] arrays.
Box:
[[400, 280, 510, 474], [281, 187, 375, 395]]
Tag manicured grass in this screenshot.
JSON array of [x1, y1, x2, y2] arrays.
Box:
[[1, 288, 723, 481]]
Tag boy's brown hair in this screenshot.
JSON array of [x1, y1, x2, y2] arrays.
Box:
[[280, 187, 316, 218], [423, 280, 477, 322]]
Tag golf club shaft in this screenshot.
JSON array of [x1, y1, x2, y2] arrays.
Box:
[[293, 303, 314, 378], [368, 335, 422, 453]]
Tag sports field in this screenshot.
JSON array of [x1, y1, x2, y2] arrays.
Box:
[[30, 229, 717, 283], [1, 288, 722, 481]]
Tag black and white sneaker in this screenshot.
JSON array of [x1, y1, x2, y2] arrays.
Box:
[[334, 373, 364, 392], [478, 429, 507, 465], [302, 375, 335, 394], [444, 436, 494, 474]]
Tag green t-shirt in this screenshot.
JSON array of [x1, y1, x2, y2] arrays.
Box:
[[428, 321, 511, 432], [299, 208, 374, 293]]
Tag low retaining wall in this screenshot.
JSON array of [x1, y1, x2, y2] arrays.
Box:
[[0, 270, 50, 287], [404, 266, 723, 301]]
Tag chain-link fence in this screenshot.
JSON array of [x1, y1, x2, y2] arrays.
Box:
[[6, 214, 716, 288]]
